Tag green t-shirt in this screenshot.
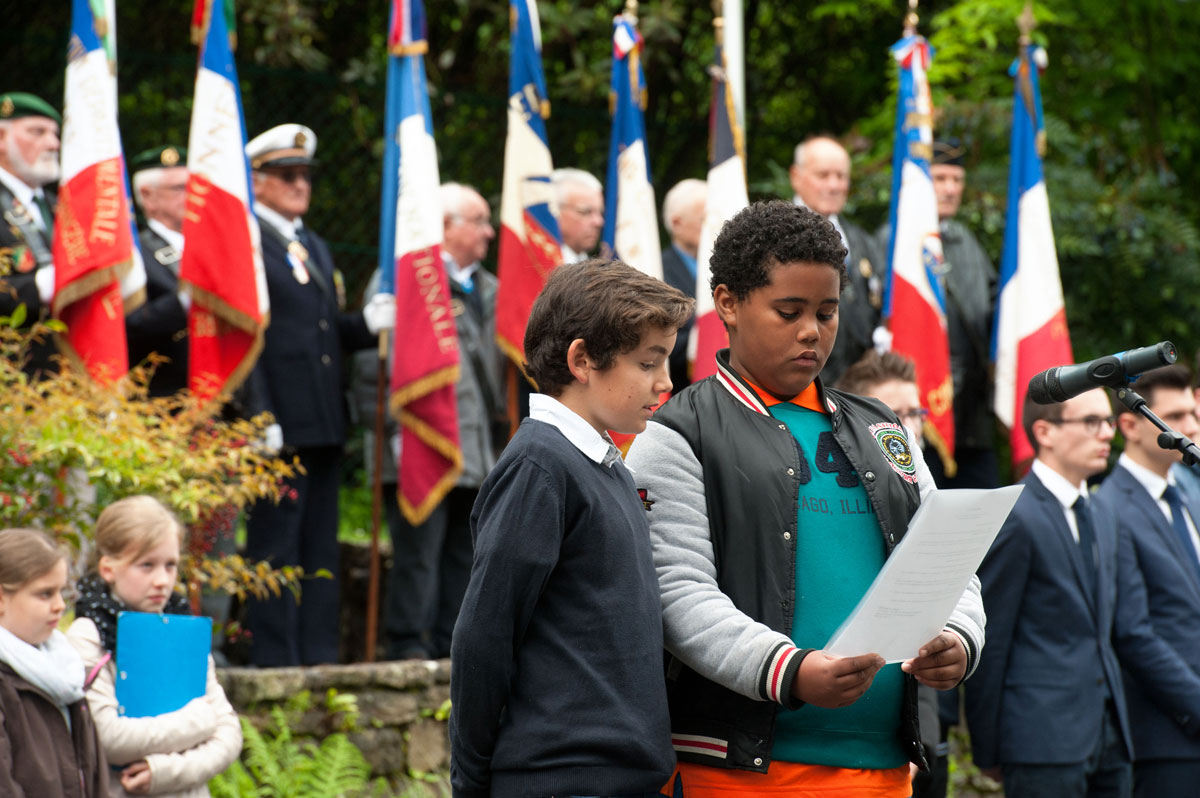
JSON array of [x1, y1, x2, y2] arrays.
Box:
[[769, 402, 907, 770]]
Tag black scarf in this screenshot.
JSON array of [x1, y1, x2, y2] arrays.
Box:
[[74, 571, 192, 656]]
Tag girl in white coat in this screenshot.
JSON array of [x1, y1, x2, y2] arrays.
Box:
[[67, 496, 242, 798]]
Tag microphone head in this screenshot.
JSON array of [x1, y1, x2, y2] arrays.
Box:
[[1027, 370, 1058, 404]]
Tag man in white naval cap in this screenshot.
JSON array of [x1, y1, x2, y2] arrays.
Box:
[[242, 123, 395, 666]]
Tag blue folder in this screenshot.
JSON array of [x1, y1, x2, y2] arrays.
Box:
[[115, 612, 211, 717]]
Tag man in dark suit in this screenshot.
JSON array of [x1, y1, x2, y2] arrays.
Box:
[[659, 178, 705, 394], [125, 145, 191, 397], [242, 123, 395, 666], [1099, 365, 1200, 798], [965, 388, 1134, 797], [788, 135, 886, 384], [0, 92, 60, 374]]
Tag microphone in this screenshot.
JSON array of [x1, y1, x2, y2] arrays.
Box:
[[1027, 342, 1178, 404]]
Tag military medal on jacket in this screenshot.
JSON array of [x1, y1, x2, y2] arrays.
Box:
[[287, 239, 310, 284]]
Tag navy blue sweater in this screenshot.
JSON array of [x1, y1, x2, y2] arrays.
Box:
[[450, 419, 673, 798]]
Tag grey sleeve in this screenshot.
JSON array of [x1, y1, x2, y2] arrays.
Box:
[[626, 422, 808, 707]]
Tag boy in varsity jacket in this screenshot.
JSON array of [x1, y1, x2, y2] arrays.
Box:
[[626, 201, 985, 798]]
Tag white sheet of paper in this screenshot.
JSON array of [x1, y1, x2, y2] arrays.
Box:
[[824, 485, 1023, 663]]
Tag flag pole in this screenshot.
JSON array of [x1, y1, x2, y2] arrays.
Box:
[[365, 330, 387, 662], [1018, 0, 1036, 45], [904, 0, 919, 35]]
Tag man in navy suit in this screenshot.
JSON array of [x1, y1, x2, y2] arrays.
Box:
[[965, 388, 1134, 797], [242, 124, 395, 666], [1099, 365, 1200, 797], [658, 178, 705, 394]]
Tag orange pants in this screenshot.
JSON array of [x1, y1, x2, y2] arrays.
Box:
[[662, 760, 912, 798]]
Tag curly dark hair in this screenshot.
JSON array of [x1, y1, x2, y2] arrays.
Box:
[[524, 258, 695, 396], [710, 200, 848, 299]]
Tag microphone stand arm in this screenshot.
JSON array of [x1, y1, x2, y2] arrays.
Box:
[[1115, 386, 1200, 469]]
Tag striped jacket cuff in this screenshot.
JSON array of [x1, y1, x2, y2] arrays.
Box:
[[944, 623, 978, 682], [758, 642, 813, 709]]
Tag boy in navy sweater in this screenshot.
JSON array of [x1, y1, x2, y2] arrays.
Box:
[[450, 259, 694, 798]]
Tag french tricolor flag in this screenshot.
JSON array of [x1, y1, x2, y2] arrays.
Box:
[[883, 34, 955, 470], [379, 0, 463, 525], [602, 11, 661, 280], [180, 0, 269, 401], [52, 0, 137, 383], [495, 0, 562, 368], [992, 44, 1072, 467], [690, 20, 748, 382]]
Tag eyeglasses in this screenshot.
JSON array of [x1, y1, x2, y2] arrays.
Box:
[[896, 408, 928, 425], [1048, 415, 1117, 434], [450, 214, 492, 229]]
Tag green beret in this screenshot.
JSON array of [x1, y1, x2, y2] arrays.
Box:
[[0, 92, 61, 125], [131, 145, 188, 172]]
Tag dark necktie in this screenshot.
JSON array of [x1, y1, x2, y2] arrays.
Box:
[[1073, 496, 1098, 598], [1161, 484, 1200, 584], [33, 192, 53, 233]]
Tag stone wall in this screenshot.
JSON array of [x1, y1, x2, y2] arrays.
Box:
[[217, 658, 451, 783]]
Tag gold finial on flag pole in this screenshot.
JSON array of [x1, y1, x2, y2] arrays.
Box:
[[1017, 0, 1036, 45], [904, 0, 919, 36]]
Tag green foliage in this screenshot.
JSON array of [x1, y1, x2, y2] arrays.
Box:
[[210, 706, 375, 798], [0, 321, 309, 600], [4, 0, 1200, 399]]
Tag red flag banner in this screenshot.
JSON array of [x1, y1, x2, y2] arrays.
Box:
[[53, 0, 135, 383]]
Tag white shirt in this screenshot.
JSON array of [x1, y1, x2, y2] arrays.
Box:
[[1118, 453, 1200, 561], [529, 393, 621, 468], [561, 244, 587, 265], [442, 251, 479, 289], [254, 203, 300, 240], [146, 218, 184, 255], [1031, 458, 1090, 543], [0, 164, 50, 231]]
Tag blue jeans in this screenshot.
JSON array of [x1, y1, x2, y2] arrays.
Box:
[[1002, 706, 1132, 798]]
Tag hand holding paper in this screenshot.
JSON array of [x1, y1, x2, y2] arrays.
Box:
[[902, 630, 967, 689], [794, 651, 886, 708], [825, 486, 1023, 663]]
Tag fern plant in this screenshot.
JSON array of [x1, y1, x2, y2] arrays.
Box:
[[209, 705, 383, 798]]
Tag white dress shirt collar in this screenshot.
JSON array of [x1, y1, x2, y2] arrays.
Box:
[[529, 393, 622, 468], [1118, 452, 1172, 500], [255, 203, 300, 240], [1031, 458, 1089, 511], [146, 218, 185, 255], [441, 250, 479, 287]]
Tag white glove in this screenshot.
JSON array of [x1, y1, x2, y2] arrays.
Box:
[[872, 325, 893, 354], [262, 423, 283, 454], [34, 266, 55, 304], [176, 289, 192, 312], [362, 292, 396, 335]]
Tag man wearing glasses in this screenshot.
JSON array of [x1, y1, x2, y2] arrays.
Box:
[[965, 388, 1137, 798], [241, 123, 395, 666], [1100, 366, 1200, 798], [551, 168, 603, 264]]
